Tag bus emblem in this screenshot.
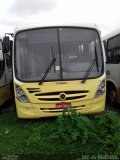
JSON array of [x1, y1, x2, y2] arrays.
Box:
[[59, 93, 66, 101]]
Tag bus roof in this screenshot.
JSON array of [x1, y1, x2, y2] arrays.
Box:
[[102, 27, 120, 41], [14, 23, 100, 33]]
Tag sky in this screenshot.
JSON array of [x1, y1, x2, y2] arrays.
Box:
[[0, 0, 120, 36]]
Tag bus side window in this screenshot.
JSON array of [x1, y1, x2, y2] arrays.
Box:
[[113, 35, 120, 63], [107, 38, 114, 63], [107, 35, 120, 64], [0, 41, 5, 79]]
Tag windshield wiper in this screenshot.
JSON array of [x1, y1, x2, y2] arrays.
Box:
[[81, 59, 96, 84], [39, 46, 56, 85]]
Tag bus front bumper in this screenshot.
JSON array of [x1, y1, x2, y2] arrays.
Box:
[[15, 95, 105, 118]]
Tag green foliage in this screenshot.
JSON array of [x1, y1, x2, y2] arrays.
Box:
[[51, 108, 120, 155], [0, 110, 120, 158], [53, 107, 95, 144], [26, 122, 55, 146], [94, 111, 120, 155]]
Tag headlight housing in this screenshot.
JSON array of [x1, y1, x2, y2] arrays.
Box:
[[15, 86, 30, 103], [95, 80, 105, 98]]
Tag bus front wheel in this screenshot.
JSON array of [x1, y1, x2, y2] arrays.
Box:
[[107, 86, 117, 105]]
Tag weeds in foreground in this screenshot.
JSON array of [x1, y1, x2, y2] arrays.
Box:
[[0, 109, 120, 157], [27, 108, 120, 155]]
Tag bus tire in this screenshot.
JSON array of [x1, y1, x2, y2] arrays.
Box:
[[107, 85, 117, 105]]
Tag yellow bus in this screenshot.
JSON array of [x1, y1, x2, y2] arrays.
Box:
[[3, 24, 106, 118], [0, 36, 12, 106]]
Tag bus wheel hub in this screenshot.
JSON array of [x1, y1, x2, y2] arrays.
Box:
[[109, 90, 117, 102]]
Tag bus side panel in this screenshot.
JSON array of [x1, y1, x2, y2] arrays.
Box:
[[106, 64, 120, 103], [0, 54, 12, 106], [0, 84, 10, 106]]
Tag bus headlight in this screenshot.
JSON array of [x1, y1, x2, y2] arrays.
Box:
[[95, 80, 105, 98], [16, 88, 23, 96], [16, 86, 30, 103], [19, 95, 29, 103]]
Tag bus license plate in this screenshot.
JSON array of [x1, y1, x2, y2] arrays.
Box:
[[56, 102, 71, 109]]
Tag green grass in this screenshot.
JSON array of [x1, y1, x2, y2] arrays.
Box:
[[0, 110, 120, 160]]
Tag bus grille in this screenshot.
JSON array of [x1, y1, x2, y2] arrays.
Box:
[[27, 88, 41, 93], [34, 90, 89, 102], [40, 105, 85, 113]]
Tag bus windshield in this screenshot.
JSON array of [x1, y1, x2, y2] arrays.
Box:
[[15, 27, 103, 82]]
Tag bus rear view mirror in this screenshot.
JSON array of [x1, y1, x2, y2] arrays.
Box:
[[3, 36, 10, 53]]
